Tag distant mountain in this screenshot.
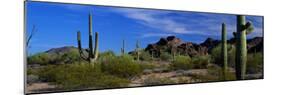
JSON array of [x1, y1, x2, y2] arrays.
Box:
[[45, 46, 79, 55], [145, 36, 263, 57], [40, 36, 262, 59]]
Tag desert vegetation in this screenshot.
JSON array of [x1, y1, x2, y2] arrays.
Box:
[[26, 14, 263, 93]]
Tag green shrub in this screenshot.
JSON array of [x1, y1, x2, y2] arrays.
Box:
[[211, 44, 236, 67], [205, 65, 236, 81], [35, 63, 129, 90], [139, 63, 157, 70], [57, 49, 80, 64], [170, 55, 192, 70], [100, 54, 142, 78], [139, 51, 152, 61], [27, 74, 39, 84], [192, 55, 210, 69], [28, 53, 52, 65], [160, 52, 173, 61], [247, 52, 263, 74], [28, 49, 81, 65], [98, 51, 116, 63]]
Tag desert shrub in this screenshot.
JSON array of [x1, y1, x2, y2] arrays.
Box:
[[28, 49, 80, 65], [160, 52, 173, 61], [28, 53, 51, 65], [57, 50, 80, 64], [143, 75, 176, 86], [130, 50, 152, 61], [99, 51, 115, 59], [27, 74, 39, 84], [98, 51, 116, 63], [139, 51, 152, 61], [211, 44, 236, 67], [36, 63, 129, 90], [100, 54, 142, 78], [247, 52, 263, 74], [170, 55, 192, 70], [205, 65, 236, 81], [139, 63, 157, 70], [192, 55, 210, 69]]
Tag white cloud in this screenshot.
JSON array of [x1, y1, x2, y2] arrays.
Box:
[[111, 8, 191, 34], [140, 33, 175, 38], [109, 8, 263, 38]]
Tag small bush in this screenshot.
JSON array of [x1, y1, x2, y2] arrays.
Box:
[[139, 51, 152, 61], [35, 63, 129, 90], [205, 65, 236, 81], [100, 54, 142, 78], [28, 53, 52, 65], [98, 51, 116, 63], [247, 52, 263, 74], [160, 52, 173, 61], [27, 74, 39, 84], [192, 55, 210, 69], [139, 63, 157, 70], [57, 50, 80, 64], [170, 55, 192, 70], [28, 49, 81, 65], [211, 44, 235, 67]]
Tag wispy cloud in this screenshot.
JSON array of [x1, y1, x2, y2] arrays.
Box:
[[140, 33, 175, 38], [109, 8, 263, 39], [111, 8, 191, 34]]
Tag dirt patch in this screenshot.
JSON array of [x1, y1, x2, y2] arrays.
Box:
[[26, 83, 56, 93]]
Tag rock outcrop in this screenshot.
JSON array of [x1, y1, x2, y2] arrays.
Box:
[[145, 36, 263, 57]]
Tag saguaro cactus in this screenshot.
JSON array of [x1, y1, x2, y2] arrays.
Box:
[[77, 12, 99, 63], [171, 45, 177, 61], [121, 39, 125, 55], [135, 40, 140, 61], [234, 15, 254, 80], [221, 23, 228, 80]]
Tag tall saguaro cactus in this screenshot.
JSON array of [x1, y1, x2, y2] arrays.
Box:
[[234, 15, 254, 80], [121, 39, 125, 55], [221, 23, 228, 80], [77, 13, 99, 63], [135, 40, 140, 61]]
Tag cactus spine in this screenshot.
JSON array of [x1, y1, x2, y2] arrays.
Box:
[[121, 39, 125, 55], [136, 40, 140, 61], [77, 12, 99, 63], [221, 23, 228, 80], [234, 15, 254, 80]]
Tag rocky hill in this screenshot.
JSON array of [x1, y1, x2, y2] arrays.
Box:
[[145, 36, 263, 57]]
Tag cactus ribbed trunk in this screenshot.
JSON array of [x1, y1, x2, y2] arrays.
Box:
[[221, 23, 228, 80], [121, 40, 125, 55], [93, 32, 99, 61], [136, 40, 140, 61], [235, 15, 247, 80], [88, 13, 94, 62]]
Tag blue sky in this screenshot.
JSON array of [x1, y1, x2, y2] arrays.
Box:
[[26, 2, 263, 54]]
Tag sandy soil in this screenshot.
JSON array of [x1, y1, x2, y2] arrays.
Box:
[[26, 83, 56, 93]]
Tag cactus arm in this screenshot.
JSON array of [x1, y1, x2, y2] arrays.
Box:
[[233, 32, 237, 38], [245, 22, 254, 34], [221, 23, 228, 80], [77, 31, 88, 61], [93, 32, 99, 61]]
